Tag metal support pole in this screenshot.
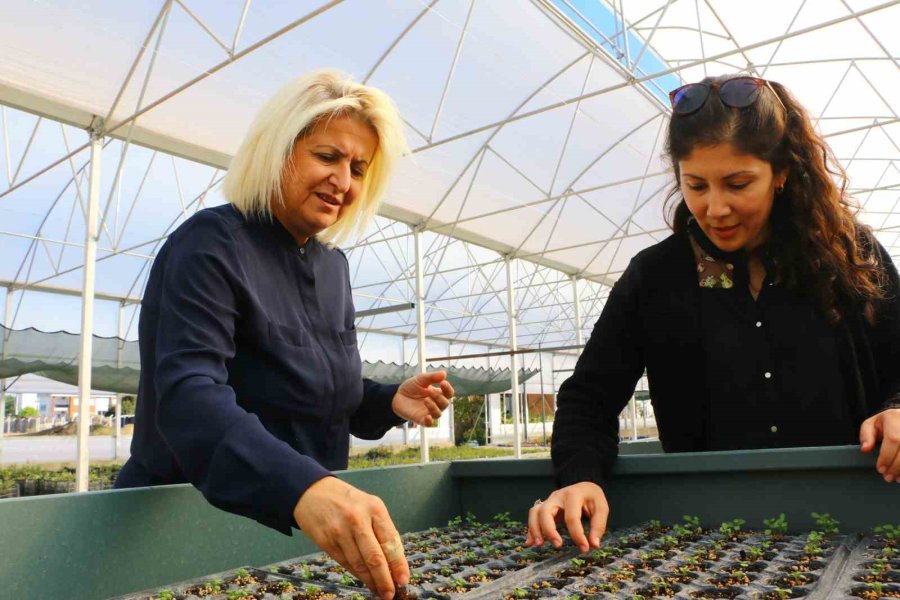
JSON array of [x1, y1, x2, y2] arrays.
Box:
[[400, 336, 408, 446], [631, 398, 638, 441], [76, 129, 103, 492], [0, 287, 9, 456], [571, 275, 583, 347], [115, 302, 124, 460], [414, 226, 429, 463], [538, 351, 547, 446], [447, 340, 455, 446], [505, 256, 521, 459]]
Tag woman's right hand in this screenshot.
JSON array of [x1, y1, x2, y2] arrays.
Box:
[[293, 477, 409, 600], [525, 481, 609, 553]]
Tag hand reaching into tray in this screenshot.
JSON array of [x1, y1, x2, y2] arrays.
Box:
[[860, 407, 900, 483], [293, 476, 409, 600], [525, 481, 609, 554]]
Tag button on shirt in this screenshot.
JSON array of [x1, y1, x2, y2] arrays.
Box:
[[118, 205, 402, 534], [690, 229, 858, 450]]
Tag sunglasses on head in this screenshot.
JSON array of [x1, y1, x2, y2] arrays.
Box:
[[668, 76, 786, 116]]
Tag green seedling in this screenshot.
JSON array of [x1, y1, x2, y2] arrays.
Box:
[[772, 588, 791, 600], [349, 594, 366, 600], [789, 570, 808, 583], [719, 518, 746, 537], [764, 513, 789, 537], [570, 557, 586, 568], [234, 568, 250, 579], [867, 581, 885, 595], [155, 592, 175, 600], [227, 591, 252, 600], [449, 578, 468, 588], [465, 512, 481, 526], [493, 511, 512, 523], [305, 585, 322, 595], [512, 587, 529, 599], [870, 559, 889, 575], [811, 512, 840, 536], [447, 515, 463, 527], [875, 524, 900, 543], [340, 573, 357, 586]]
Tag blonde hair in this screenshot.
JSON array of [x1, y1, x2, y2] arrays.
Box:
[[223, 69, 407, 245]]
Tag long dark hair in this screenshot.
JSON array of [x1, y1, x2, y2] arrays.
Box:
[[664, 74, 885, 323]]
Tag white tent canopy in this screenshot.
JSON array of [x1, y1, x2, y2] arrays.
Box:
[[1, 0, 899, 476]]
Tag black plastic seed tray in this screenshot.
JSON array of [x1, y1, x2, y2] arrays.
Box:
[[108, 566, 353, 600], [105, 519, 900, 600]]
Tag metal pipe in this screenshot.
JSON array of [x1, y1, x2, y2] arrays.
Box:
[[505, 256, 521, 459], [76, 131, 103, 492], [414, 226, 429, 463]]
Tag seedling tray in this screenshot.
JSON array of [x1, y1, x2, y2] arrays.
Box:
[[107, 518, 900, 600]]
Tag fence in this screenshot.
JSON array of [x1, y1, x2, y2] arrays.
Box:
[[1, 414, 119, 434]]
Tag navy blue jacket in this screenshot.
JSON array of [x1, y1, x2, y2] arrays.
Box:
[[116, 204, 402, 534]]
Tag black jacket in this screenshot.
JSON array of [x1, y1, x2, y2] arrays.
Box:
[[116, 205, 402, 534], [552, 232, 900, 488]]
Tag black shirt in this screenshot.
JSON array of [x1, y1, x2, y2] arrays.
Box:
[[115, 204, 402, 534], [552, 231, 900, 489], [689, 224, 858, 449]]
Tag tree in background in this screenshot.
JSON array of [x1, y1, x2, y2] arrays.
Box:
[[3, 395, 13, 416], [453, 395, 487, 446], [17, 406, 38, 418]]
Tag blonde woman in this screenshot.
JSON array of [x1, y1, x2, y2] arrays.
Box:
[[116, 71, 453, 600]]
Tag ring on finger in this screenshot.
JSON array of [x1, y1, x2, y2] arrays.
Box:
[[533, 498, 543, 507]]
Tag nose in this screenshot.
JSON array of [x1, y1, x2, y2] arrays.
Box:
[[328, 162, 352, 196], [706, 187, 731, 219]]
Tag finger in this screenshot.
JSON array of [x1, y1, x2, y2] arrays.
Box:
[[877, 434, 900, 482], [422, 398, 443, 419], [353, 527, 396, 600], [887, 444, 900, 481], [860, 416, 879, 453], [563, 492, 590, 553], [371, 509, 410, 587], [416, 371, 446, 386], [537, 500, 564, 548], [526, 504, 543, 547], [330, 538, 376, 593], [439, 380, 455, 398], [432, 393, 451, 411], [586, 494, 609, 548]]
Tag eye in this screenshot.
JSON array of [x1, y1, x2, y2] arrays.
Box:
[[728, 182, 750, 190], [315, 153, 336, 163], [685, 182, 706, 192], [351, 165, 365, 178]]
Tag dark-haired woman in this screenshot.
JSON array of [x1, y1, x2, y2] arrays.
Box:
[[527, 75, 900, 552]]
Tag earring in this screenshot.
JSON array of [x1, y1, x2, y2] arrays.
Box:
[[776, 183, 785, 195]]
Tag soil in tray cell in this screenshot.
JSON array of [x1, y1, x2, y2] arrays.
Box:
[[759, 587, 808, 600], [706, 572, 756, 587], [634, 583, 683, 598], [850, 583, 900, 599], [689, 585, 743, 599], [528, 577, 572, 591], [770, 571, 818, 588], [503, 587, 542, 600]]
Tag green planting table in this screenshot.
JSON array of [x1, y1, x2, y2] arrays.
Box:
[[0, 445, 895, 599]]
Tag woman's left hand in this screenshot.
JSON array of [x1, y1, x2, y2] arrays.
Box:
[[860, 407, 900, 482], [392, 371, 454, 426]]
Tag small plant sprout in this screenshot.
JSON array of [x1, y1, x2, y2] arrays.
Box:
[[227, 591, 252, 600], [789, 570, 808, 582], [305, 584, 322, 596], [349, 594, 366, 600], [493, 511, 511, 523], [450, 577, 468, 588], [512, 587, 529, 599], [340, 573, 356, 586], [773, 588, 791, 600], [447, 515, 463, 527], [811, 512, 840, 536], [764, 513, 789, 537], [719, 518, 746, 537], [465, 512, 481, 526], [570, 557, 586, 568], [874, 524, 900, 543], [870, 559, 889, 576], [683, 515, 702, 531], [156, 592, 175, 600], [234, 567, 250, 579], [867, 581, 885, 596], [298, 565, 313, 579]]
